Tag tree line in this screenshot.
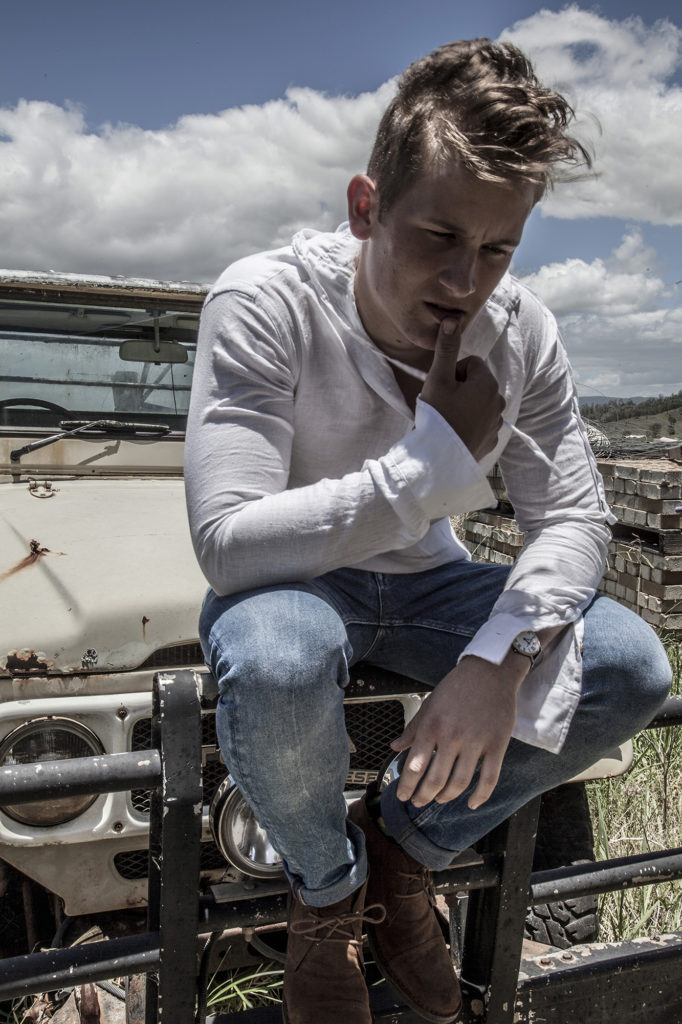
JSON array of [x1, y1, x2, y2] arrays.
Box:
[[581, 390, 682, 424]]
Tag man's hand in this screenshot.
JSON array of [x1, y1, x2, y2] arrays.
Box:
[[421, 318, 505, 462], [390, 655, 527, 810]]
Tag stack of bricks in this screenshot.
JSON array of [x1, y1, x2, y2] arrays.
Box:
[[459, 456, 682, 633], [598, 458, 681, 631], [461, 510, 524, 565], [600, 539, 682, 631], [597, 459, 681, 553]]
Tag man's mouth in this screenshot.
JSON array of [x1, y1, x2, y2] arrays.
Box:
[[424, 302, 467, 323]]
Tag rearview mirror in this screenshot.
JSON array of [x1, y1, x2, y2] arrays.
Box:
[[118, 339, 188, 364]]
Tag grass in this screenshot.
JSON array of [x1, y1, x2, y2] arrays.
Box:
[[586, 635, 682, 942], [206, 962, 284, 1015]]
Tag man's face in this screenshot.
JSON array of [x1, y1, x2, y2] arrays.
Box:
[[351, 159, 536, 365]]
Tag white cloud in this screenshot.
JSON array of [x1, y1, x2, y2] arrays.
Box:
[[502, 7, 682, 224], [520, 230, 668, 315], [562, 305, 682, 397], [520, 231, 682, 396], [0, 84, 393, 282], [2, 6, 680, 285], [1, 7, 680, 283]]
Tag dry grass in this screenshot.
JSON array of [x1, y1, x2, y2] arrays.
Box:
[[587, 636, 682, 941]]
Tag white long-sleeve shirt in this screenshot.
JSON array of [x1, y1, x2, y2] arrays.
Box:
[[185, 224, 615, 753]]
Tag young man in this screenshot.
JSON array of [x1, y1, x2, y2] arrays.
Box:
[[185, 39, 671, 1024]]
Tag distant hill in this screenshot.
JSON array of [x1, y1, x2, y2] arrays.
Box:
[[577, 395, 647, 408], [578, 391, 682, 441]]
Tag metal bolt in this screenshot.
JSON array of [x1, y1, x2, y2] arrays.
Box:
[[539, 957, 553, 966], [113, 822, 124, 833], [561, 952, 574, 961], [117, 706, 128, 719]]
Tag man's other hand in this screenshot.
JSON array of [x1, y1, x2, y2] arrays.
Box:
[[421, 317, 505, 462], [389, 654, 527, 810]]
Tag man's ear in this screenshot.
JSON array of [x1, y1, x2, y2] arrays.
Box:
[[347, 174, 378, 240]]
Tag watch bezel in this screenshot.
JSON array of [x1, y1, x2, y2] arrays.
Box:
[[511, 630, 542, 665]]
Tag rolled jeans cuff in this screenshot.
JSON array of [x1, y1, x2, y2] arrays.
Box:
[[290, 819, 368, 907], [380, 783, 461, 871]]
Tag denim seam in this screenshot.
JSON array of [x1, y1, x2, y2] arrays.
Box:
[[377, 618, 478, 637]]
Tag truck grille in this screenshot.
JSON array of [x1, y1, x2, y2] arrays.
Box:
[[119, 698, 406, 882], [137, 642, 204, 670]]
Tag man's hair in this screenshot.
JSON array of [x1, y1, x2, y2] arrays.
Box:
[[367, 38, 593, 215]]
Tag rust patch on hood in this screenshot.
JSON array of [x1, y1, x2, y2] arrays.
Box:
[[0, 538, 65, 582], [4, 649, 56, 675]]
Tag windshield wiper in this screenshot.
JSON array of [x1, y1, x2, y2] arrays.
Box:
[[10, 419, 171, 462]]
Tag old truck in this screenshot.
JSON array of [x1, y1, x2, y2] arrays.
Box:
[[0, 269, 436, 960]]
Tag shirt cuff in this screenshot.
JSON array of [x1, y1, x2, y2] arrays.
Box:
[[387, 398, 495, 519], [458, 612, 537, 667]]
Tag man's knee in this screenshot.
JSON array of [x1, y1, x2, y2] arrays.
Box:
[[583, 596, 672, 721], [200, 585, 352, 694]]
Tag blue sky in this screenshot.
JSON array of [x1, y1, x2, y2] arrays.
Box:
[[1, 0, 681, 397]]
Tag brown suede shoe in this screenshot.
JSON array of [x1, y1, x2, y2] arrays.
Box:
[[282, 879, 383, 1024], [348, 796, 462, 1024]]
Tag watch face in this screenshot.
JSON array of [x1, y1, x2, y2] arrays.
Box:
[[513, 631, 541, 657]]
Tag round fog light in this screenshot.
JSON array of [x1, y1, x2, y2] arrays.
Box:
[[0, 717, 104, 826], [210, 777, 284, 879]]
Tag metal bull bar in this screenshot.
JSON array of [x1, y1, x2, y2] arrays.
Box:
[[0, 670, 203, 1023], [0, 671, 680, 1023]]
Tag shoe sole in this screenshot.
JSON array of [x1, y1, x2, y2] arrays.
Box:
[[365, 927, 462, 1024]]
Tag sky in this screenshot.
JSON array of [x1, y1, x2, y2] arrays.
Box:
[[1, 0, 681, 399]]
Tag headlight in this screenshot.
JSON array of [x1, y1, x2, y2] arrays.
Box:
[[209, 777, 284, 879], [0, 717, 104, 826]]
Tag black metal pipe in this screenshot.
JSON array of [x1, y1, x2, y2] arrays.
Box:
[[530, 847, 682, 904], [199, 854, 502, 935], [0, 750, 161, 803], [647, 694, 682, 729], [0, 932, 160, 1001], [201, 892, 289, 933], [432, 861, 500, 893]]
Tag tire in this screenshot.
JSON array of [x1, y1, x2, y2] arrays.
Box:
[[524, 781, 599, 948], [0, 861, 28, 958]]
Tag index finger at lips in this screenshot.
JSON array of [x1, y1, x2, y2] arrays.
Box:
[[430, 317, 463, 377]]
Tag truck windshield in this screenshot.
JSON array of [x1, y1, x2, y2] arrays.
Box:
[[0, 297, 198, 433]]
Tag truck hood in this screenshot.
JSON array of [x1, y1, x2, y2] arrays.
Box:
[[0, 477, 207, 676]]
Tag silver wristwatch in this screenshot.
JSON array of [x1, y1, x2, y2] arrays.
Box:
[[511, 630, 542, 668]]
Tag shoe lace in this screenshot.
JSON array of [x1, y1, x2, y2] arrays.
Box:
[[395, 864, 437, 907], [291, 902, 386, 943]]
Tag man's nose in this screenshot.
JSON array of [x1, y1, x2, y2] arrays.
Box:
[[438, 250, 477, 297]]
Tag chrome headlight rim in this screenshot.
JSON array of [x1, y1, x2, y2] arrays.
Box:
[[209, 777, 284, 880], [0, 716, 105, 827]]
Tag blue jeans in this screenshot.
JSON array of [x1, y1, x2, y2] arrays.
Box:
[[199, 562, 671, 906]]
